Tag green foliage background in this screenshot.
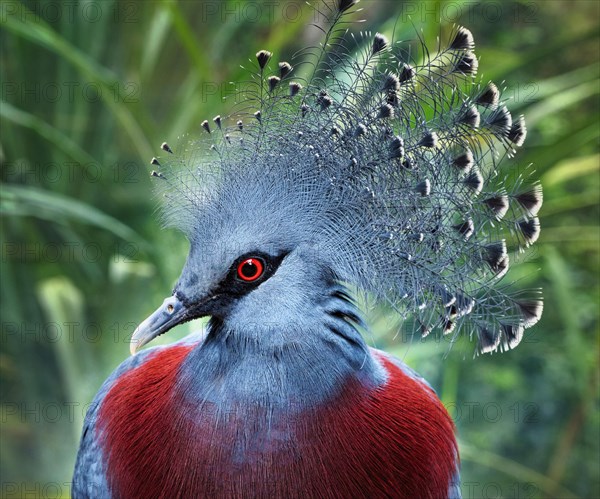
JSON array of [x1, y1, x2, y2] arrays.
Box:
[[1, 1, 598, 497]]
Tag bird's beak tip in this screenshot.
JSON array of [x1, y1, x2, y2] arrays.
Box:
[[129, 341, 139, 356], [129, 295, 187, 355]]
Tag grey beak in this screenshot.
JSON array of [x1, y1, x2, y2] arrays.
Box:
[[130, 295, 188, 355]]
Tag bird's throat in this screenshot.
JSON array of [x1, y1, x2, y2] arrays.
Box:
[[176, 316, 384, 412]]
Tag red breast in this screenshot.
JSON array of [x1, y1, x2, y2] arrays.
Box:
[[100, 346, 457, 498]]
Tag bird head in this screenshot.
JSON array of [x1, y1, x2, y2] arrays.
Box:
[[130, 141, 362, 354]]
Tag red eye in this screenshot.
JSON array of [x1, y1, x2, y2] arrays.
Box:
[[237, 258, 265, 282]]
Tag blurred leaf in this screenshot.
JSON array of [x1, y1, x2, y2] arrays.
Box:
[[1, 101, 97, 165], [542, 153, 599, 187], [460, 443, 577, 498], [1, 184, 147, 246], [36, 277, 86, 437], [140, 7, 172, 80], [527, 80, 599, 125], [2, 2, 154, 159], [161, 0, 211, 77]]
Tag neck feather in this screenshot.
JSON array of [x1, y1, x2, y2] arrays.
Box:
[[177, 285, 385, 410]]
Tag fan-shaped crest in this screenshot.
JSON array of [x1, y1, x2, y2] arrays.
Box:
[[149, 0, 543, 355]]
